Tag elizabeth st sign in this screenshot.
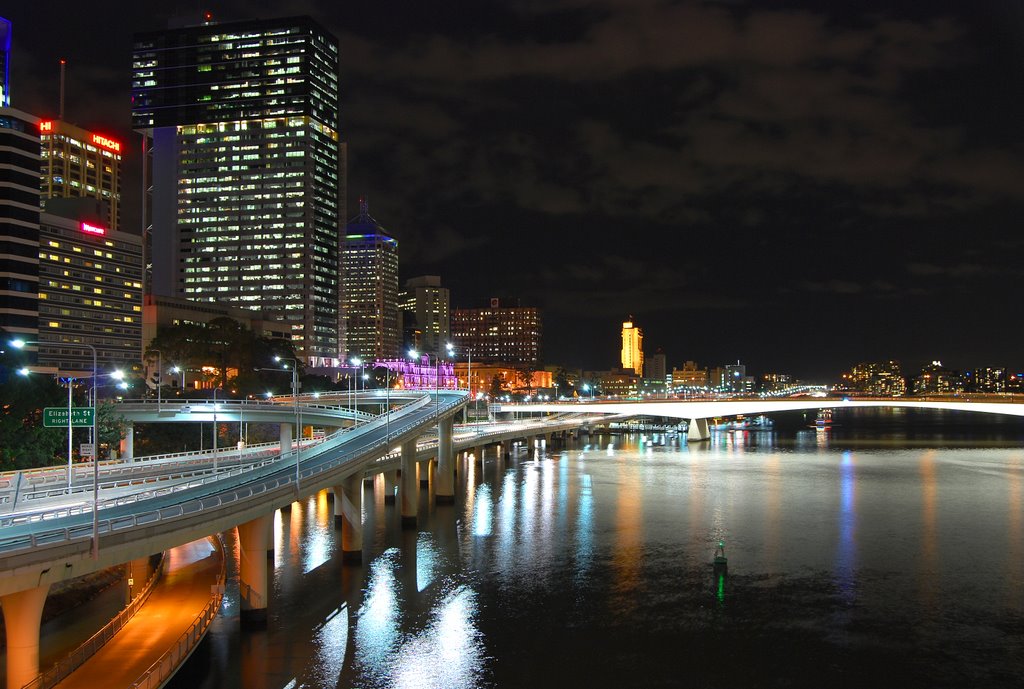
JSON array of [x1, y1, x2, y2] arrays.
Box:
[[43, 407, 95, 427]]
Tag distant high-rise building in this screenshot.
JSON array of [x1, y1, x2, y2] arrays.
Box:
[[844, 361, 906, 396], [724, 360, 752, 393], [0, 18, 10, 107], [672, 361, 708, 389], [647, 348, 666, 381], [38, 119, 122, 231], [451, 298, 541, 366], [970, 367, 1006, 393], [398, 275, 449, 358], [912, 360, 964, 395], [342, 198, 399, 360], [0, 107, 40, 342], [37, 212, 142, 373], [131, 15, 342, 366], [621, 318, 643, 376]]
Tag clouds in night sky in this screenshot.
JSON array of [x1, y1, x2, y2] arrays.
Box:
[[6, 0, 1024, 375]]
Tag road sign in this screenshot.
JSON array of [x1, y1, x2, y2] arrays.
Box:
[[43, 407, 95, 427], [80, 443, 95, 457]]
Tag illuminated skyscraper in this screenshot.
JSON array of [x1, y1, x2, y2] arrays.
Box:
[[621, 318, 643, 376], [39, 119, 122, 230], [341, 198, 399, 360], [131, 15, 342, 366], [399, 275, 449, 358]]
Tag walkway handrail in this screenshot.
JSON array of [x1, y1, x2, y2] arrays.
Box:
[[0, 393, 455, 557], [20, 552, 166, 689], [126, 540, 227, 689]]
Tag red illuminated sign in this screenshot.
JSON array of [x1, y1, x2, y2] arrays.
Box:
[[39, 120, 53, 133], [91, 134, 121, 154], [80, 222, 106, 236]]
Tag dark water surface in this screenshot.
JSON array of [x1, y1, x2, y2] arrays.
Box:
[[169, 409, 1024, 688]]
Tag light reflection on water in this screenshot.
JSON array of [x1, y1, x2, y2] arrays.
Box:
[[170, 425, 1024, 689]]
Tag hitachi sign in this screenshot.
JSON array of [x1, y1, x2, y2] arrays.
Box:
[[90, 134, 121, 153]]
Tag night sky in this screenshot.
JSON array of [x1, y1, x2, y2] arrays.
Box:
[[5, 1, 1024, 379]]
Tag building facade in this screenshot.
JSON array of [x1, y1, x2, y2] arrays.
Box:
[[843, 361, 907, 396], [620, 318, 643, 376], [0, 107, 40, 343], [131, 15, 342, 367], [342, 198, 399, 360], [0, 18, 9, 108], [36, 213, 143, 374], [39, 119, 122, 231], [451, 298, 541, 366], [398, 275, 449, 359]]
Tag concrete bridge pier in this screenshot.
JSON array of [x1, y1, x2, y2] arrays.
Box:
[[337, 475, 363, 563], [687, 418, 710, 442], [436, 416, 455, 505], [265, 515, 275, 557], [2, 583, 49, 689], [238, 514, 273, 625], [119, 421, 134, 460], [475, 446, 485, 463], [279, 422, 293, 453], [419, 457, 432, 487], [400, 440, 419, 529], [383, 470, 397, 503]]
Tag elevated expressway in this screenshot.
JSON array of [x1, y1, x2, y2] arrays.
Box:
[[498, 396, 1024, 439], [0, 390, 597, 689]]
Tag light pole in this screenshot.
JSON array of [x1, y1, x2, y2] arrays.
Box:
[[212, 386, 221, 473], [275, 355, 301, 493], [351, 357, 362, 424], [12, 339, 99, 557], [446, 342, 472, 424], [171, 365, 185, 394], [149, 348, 162, 412]]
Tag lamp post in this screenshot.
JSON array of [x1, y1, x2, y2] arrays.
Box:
[[12, 339, 100, 556], [212, 386, 221, 473], [149, 348, 162, 412], [350, 357, 362, 424], [446, 342, 473, 427], [275, 355, 301, 493], [171, 365, 185, 393]]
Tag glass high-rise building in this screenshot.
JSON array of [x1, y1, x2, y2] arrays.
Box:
[[39, 119, 122, 231], [0, 107, 40, 342], [131, 15, 342, 366], [0, 18, 10, 108], [342, 198, 399, 360]]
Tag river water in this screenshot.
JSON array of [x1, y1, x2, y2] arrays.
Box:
[[169, 409, 1024, 688]]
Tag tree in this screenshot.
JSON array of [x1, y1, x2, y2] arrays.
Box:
[[97, 401, 128, 459], [489, 374, 504, 398], [0, 342, 65, 469]]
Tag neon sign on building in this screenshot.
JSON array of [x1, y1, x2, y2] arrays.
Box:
[[80, 222, 106, 236]]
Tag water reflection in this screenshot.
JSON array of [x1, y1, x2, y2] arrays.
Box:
[[835, 451, 857, 605], [354, 548, 401, 682]]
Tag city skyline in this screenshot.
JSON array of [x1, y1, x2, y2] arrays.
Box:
[[2, 1, 1023, 377]]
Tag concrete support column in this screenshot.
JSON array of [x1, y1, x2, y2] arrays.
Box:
[[475, 446, 485, 463], [119, 421, 134, 460], [2, 584, 49, 689], [383, 470, 397, 504], [400, 440, 419, 529], [265, 513, 275, 557], [436, 416, 455, 504], [338, 475, 363, 563], [419, 458, 431, 487], [238, 513, 273, 625], [688, 418, 711, 442], [279, 422, 293, 453]]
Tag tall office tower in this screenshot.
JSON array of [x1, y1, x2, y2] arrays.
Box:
[[621, 318, 643, 376], [398, 275, 449, 358], [341, 198, 399, 360], [451, 298, 542, 366], [647, 348, 666, 381], [0, 107, 40, 343], [131, 15, 342, 366], [0, 18, 10, 107], [39, 120, 122, 230], [37, 212, 142, 373]]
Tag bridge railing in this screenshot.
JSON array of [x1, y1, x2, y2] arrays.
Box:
[[126, 540, 226, 689], [0, 392, 466, 558], [20, 552, 166, 689]]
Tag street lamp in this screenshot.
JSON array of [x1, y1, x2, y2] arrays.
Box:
[[350, 357, 363, 424], [446, 342, 473, 426], [11, 338, 101, 559], [148, 349, 162, 412], [170, 365, 185, 394], [212, 386, 222, 473], [274, 355, 301, 493], [583, 383, 594, 400]]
